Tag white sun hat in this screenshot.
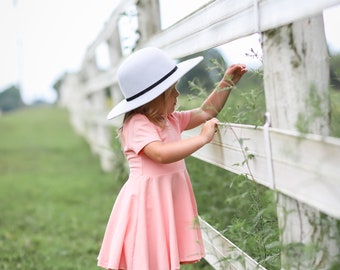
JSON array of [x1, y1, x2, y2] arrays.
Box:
[[106, 47, 203, 120]]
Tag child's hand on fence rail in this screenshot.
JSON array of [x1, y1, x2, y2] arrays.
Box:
[[200, 118, 219, 143]]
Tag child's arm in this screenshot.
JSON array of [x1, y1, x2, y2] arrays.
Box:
[[186, 64, 247, 130], [143, 118, 218, 164]]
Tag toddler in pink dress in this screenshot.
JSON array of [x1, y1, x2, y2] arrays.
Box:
[[97, 47, 247, 270]]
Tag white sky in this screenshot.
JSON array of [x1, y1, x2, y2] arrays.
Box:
[[0, 0, 339, 104]]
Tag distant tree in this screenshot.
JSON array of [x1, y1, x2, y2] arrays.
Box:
[[0, 85, 25, 113], [176, 48, 227, 94], [330, 53, 340, 90], [52, 72, 67, 102]]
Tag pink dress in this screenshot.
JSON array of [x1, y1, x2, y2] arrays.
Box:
[[97, 111, 205, 270]]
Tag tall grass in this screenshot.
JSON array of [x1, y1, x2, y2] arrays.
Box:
[[179, 69, 281, 269]]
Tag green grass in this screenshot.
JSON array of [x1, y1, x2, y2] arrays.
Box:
[[187, 158, 280, 269], [178, 74, 281, 268], [331, 89, 340, 137], [0, 107, 121, 270]]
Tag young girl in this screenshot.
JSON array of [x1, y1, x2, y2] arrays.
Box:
[[97, 47, 247, 270]]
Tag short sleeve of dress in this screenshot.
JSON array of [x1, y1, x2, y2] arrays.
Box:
[[171, 110, 191, 132], [123, 114, 161, 155]]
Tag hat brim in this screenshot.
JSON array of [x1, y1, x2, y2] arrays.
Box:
[[106, 56, 203, 120]]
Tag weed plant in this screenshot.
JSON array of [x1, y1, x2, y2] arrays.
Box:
[[178, 60, 281, 269], [180, 57, 340, 269]]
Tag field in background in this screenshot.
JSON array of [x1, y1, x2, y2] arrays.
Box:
[[0, 107, 121, 270]]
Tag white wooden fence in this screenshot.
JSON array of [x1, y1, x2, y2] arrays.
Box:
[[59, 0, 340, 269]]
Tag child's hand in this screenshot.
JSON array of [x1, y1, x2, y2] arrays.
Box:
[[200, 118, 218, 144], [224, 64, 247, 85]]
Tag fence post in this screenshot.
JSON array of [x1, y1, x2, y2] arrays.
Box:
[[59, 73, 86, 136], [107, 29, 123, 109], [136, 0, 161, 45], [263, 15, 339, 269], [107, 30, 123, 65]]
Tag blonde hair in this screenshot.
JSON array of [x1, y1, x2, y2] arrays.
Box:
[[122, 86, 175, 129]]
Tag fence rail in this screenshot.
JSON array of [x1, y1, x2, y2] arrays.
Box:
[[147, 0, 339, 58], [183, 121, 340, 219], [59, 0, 340, 269]]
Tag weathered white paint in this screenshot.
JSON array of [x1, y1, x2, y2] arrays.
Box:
[[263, 14, 339, 270], [182, 122, 340, 219], [146, 0, 340, 58], [200, 218, 267, 270]]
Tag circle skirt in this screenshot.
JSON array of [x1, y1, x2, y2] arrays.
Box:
[[97, 170, 205, 270]]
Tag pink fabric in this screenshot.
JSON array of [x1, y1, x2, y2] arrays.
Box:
[[97, 112, 205, 270]]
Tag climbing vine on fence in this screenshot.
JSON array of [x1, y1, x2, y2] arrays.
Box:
[[180, 55, 281, 269]]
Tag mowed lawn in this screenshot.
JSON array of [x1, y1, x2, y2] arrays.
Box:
[[0, 106, 120, 270]]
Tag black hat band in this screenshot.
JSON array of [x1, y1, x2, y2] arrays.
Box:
[[126, 66, 178, 102]]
